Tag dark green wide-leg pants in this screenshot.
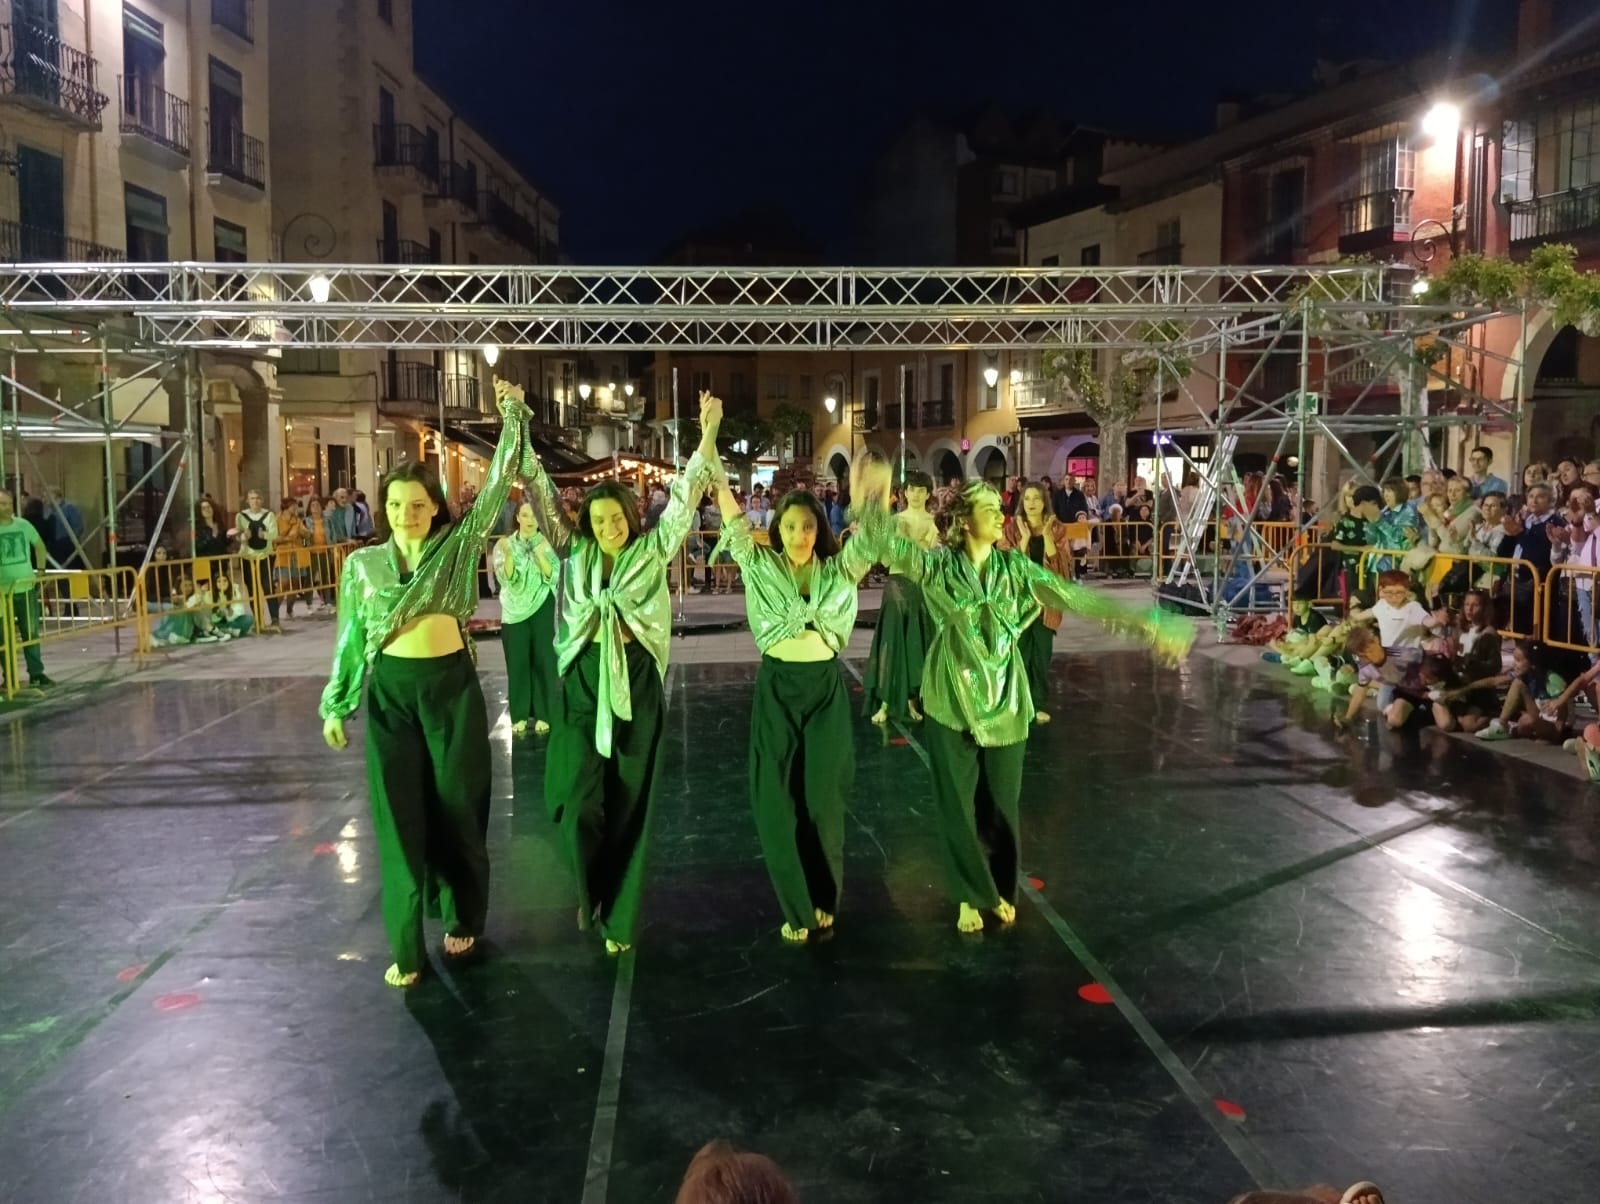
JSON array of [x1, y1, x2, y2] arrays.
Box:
[[861, 573, 930, 721], [923, 718, 1026, 909], [1020, 619, 1054, 711], [364, 649, 493, 976], [545, 641, 665, 947], [750, 656, 854, 931], [501, 596, 559, 726]]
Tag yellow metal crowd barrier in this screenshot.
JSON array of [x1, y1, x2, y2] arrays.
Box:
[[2, 566, 142, 699], [1542, 564, 1600, 655]]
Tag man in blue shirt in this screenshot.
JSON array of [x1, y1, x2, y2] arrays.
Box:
[[1466, 446, 1509, 500]]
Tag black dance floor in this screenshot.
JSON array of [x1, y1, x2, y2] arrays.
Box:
[[2, 651, 1599, 1203]]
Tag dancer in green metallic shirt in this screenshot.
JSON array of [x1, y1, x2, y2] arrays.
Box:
[[712, 451, 894, 943], [881, 480, 1194, 933], [320, 378, 530, 988], [862, 469, 938, 726], [492, 503, 560, 736], [524, 391, 721, 954]]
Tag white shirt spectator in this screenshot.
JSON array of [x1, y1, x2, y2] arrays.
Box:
[[1369, 598, 1434, 648]]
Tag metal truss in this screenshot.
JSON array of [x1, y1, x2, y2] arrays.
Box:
[[0, 261, 1428, 352]]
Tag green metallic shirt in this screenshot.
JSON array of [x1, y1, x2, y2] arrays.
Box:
[[319, 396, 529, 720], [883, 534, 1193, 746], [718, 504, 884, 655], [525, 449, 716, 757], [491, 530, 557, 625]]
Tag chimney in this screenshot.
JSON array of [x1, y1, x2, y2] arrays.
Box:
[[1518, 0, 1553, 57]]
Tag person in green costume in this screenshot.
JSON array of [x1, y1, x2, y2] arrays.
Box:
[[862, 468, 938, 725], [524, 391, 721, 955], [320, 378, 530, 988], [492, 501, 560, 736], [711, 451, 894, 943], [880, 480, 1195, 933]]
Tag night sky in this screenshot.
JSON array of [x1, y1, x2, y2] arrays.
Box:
[[414, 0, 1518, 263]]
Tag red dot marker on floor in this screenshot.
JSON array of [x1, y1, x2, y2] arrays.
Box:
[[889, 736, 910, 746], [313, 842, 337, 855], [153, 993, 201, 1012], [116, 965, 145, 984], [1027, 876, 1045, 890], [1214, 1099, 1247, 1121], [1077, 983, 1113, 1005]]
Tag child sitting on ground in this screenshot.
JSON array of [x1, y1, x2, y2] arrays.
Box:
[[1336, 625, 1430, 731], [1471, 640, 1568, 744]]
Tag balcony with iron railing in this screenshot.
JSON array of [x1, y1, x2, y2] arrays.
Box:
[[920, 398, 954, 427], [119, 77, 188, 159], [0, 21, 109, 129], [473, 190, 540, 254], [1337, 188, 1413, 252], [853, 405, 879, 432], [1136, 243, 1184, 266], [372, 123, 439, 185], [0, 217, 122, 263], [377, 238, 438, 264], [1012, 377, 1080, 414], [1508, 182, 1600, 252], [211, 0, 254, 43], [444, 374, 482, 415], [884, 402, 917, 431], [426, 162, 479, 213], [380, 360, 441, 405], [207, 121, 266, 191]]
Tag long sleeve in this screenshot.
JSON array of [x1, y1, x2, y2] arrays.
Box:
[[320, 556, 370, 720], [717, 509, 758, 567], [645, 451, 713, 562], [881, 527, 939, 583], [448, 399, 528, 554], [1018, 557, 1193, 660], [836, 499, 891, 583], [523, 431, 577, 553]]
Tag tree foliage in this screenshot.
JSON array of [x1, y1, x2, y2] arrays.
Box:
[[1039, 320, 1195, 425]]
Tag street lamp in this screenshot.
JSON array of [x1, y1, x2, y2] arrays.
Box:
[[624, 383, 635, 398], [982, 366, 1000, 389], [824, 395, 837, 414], [308, 273, 332, 304], [1422, 102, 1460, 142], [578, 382, 592, 403], [1009, 368, 1022, 386], [480, 344, 500, 367]]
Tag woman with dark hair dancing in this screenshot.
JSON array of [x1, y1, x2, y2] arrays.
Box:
[[493, 500, 560, 736], [320, 379, 530, 988], [881, 480, 1193, 932], [999, 480, 1073, 724], [524, 391, 722, 954], [711, 452, 893, 942], [863, 468, 939, 725]]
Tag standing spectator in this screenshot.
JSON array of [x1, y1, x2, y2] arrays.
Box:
[[276, 496, 310, 619], [325, 488, 356, 544], [351, 489, 374, 539], [0, 488, 52, 688], [1466, 446, 1509, 499], [232, 489, 282, 633], [194, 498, 231, 579], [697, 492, 723, 593], [1551, 458, 1581, 504], [1505, 483, 1564, 634]]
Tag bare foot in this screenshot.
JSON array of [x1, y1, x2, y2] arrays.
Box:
[[511, 719, 528, 736], [907, 699, 923, 721], [870, 704, 888, 726], [1340, 1183, 1385, 1204], [781, 923, 809, 943], [992, 900, 1017, 925], [813, 908, 834, 930], [384, 964, 421, 989], [605, 939, 632, 955], [1034, 709, 1052, 725], [534, 720, 550, 735], [957, 902, 984, 933], [443, 933, 476, 959]]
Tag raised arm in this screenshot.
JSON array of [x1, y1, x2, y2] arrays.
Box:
[[835, 453, 895, 583], [713, 475, 760, 568], [519, 404, 577, 554], [452, 379, 531, 551], [1018, 556, 1194, 664], [646, 392, 722, 561]]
